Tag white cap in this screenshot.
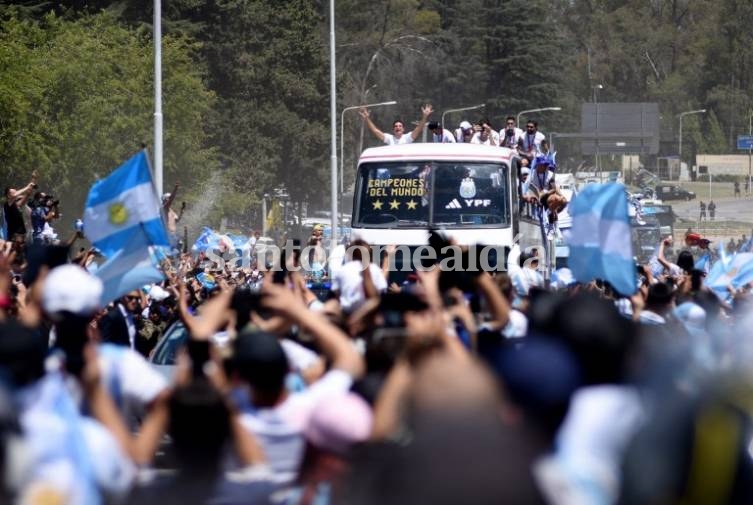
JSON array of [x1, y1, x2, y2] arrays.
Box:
[[148, 285, 170, 302], [43, 265, 103, 316], [459, 121, 472, 130], [521, 167, 531, 176]]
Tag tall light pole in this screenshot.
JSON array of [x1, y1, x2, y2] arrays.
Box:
[[328, 0, 338, 247], [678, 109, 706, 181], [441, 104, 486, 133], [589, 85, 603, 181], [516, 106, 562, 128], [153, 0, 163, 195], [340, 100, 397, 227], [748, 109, 752, 194]]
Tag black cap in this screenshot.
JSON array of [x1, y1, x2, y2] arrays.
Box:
[[232, 330, 288, 393], [427, 121, 440, 130]]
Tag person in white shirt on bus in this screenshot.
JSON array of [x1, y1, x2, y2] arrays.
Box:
[[470, 120, 499, 146], [427, 121, 456, 143], [520, 120, 546, 164], [454, 121, 474, 143], [499, 116, 524, 151], [359, 104, 433, 145]]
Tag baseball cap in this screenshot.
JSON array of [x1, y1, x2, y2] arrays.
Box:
[[427, 121, 440, 130], [305, 393, 373, 455], [520, 167, 531, 176], [232, 329, 289, 392], [43, 264, 103, 317], [459, 121, 472, 130]]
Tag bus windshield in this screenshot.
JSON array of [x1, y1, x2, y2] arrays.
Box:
[[353, 161, 510, 228]]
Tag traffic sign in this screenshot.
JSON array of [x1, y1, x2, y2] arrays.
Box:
[[737, 135, 753, 150]]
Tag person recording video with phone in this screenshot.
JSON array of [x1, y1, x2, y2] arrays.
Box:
[[30, 192, 61, 245]]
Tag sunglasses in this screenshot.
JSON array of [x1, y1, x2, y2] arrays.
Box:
[[125, 296, 139, 301]]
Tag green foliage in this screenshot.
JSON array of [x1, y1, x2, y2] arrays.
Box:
[[0, 11, 216, 229]]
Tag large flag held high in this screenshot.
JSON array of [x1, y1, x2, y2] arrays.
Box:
[[83, 151, 168, 304], [567, 183, 637, 295]]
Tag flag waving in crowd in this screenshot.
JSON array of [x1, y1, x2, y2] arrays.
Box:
[[567, 183, 637, 295], [83, 151, 168, 304]]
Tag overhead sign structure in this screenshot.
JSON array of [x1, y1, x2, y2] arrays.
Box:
[[737, 135, 753, 150]]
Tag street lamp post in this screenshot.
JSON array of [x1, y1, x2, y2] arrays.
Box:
[[440, 104, 486, 134], [340, 100, 397, 228], [153, 0, 163, 195], [748, 109, 752, 195], [516, 106, 562, 128], [678, 109, 706, 181], [328, 0, 338, 246], [589, 85, 603, 181]]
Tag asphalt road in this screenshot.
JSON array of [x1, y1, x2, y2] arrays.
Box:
[[669, 195, 753, 225]]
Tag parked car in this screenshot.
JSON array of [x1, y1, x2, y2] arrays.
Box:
[[655, 184, 696, 201], [149, 321, 229, 381]]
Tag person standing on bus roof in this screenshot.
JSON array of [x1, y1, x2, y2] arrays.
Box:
[[499, 116, 524, 150], [427, 121, 456, 143], [520, 120, 546, 165], [359, 104, 433, 145], [470, 119, 499, 146]]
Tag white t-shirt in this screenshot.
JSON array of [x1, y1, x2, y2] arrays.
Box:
[[432, 129, 456, 143], [332, 260, 388, 313], [528, 169, 555, 194], [382, 133, 414, 145], [502, 309, 528, 338], [498, 127, 524, 149], [239, 369, 353, 483], [470, 131, 499, 146], [97, 344, 168, 409], [280, 339, 321, 373], [520, 131, 546, 155]]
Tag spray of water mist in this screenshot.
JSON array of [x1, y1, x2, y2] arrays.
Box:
[[179, 170, 224, 244]]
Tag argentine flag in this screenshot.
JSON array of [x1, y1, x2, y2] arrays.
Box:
[[567, 183, 636, 295], [84, 151, 168, 304], [706, 252, 753, 302], [83, 151, 169, 257]]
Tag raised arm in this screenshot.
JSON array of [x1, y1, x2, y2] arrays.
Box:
[[410, 104, 433, 141], [359, 107, 386, 143], [164, 182, 179, 210], [262, 282, 365, 378]]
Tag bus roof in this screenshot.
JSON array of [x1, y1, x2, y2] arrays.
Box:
[[358, 143, 516, 165]]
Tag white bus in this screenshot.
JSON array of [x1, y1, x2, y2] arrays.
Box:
[[350, 143, 549, 274]]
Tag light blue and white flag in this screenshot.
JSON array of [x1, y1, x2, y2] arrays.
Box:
[[95, 230, 165, 305], [567, 183, 636, 295], [84, 151, 167, 304], [83, 151, 168, 258], [706, 252, 753, 302], [694, 252, 711, 274]]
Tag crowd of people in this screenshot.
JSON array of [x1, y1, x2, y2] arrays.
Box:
[[2, 173, 753, 504]]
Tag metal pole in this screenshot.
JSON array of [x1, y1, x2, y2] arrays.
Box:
[[262, 196, 268, 237], [678, 114, 683, 182], [441, 104, 485, 134], [153, 0, 163, 195], [516, 106, 562, 129], [340, 101, 396, 228], [328, 0, 338, 247]]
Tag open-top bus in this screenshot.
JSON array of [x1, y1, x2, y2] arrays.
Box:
[[350, 143, 549, 276]]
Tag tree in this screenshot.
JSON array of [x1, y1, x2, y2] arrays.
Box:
[[0, 12, 217, 228]]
